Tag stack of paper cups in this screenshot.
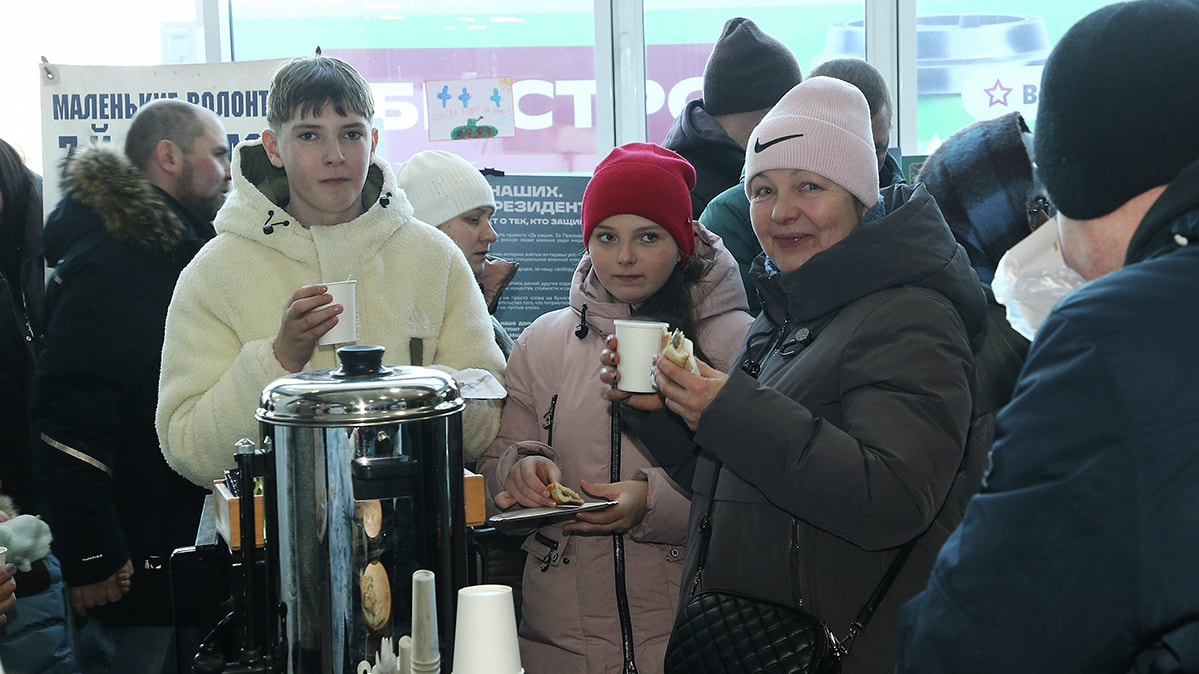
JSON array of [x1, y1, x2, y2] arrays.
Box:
[[398, 635, 412, 674], [451, 584, 523, 674], [410, 570, 440, 674]]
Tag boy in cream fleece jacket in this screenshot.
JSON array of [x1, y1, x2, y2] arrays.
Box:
[[156, 55, 505, 487]]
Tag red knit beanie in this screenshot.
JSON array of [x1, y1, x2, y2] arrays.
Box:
[[582, 143, 697, 262]]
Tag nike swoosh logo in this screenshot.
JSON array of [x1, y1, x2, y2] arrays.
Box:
[[754, 133, 805, 153]]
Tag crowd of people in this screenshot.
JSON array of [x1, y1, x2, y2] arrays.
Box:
[[2, 0, 1198, 672]]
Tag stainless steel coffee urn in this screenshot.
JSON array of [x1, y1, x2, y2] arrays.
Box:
[[255, 345, 467, 673]]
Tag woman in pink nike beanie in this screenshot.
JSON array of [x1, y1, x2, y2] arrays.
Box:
[[604, 77, 990, 673]]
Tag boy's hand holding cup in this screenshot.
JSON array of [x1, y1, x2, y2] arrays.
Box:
[[317, 280, 357, 346], [274, 283, 352, 372]]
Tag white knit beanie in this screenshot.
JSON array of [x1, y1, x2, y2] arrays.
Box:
[[394, 150, 496, 227], [744, 76, 879, 207]]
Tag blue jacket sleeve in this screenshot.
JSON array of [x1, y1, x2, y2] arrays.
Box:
[[895, 305, 1156, 671]]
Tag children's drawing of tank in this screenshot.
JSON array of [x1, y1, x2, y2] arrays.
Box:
[[450, 116, 499, 139]]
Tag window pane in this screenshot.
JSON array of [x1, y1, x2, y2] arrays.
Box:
[[2, 0, 199, 173], [643, 1, 866, 145], [230, 0, 599, 174], [868, 0, 1118, 154]]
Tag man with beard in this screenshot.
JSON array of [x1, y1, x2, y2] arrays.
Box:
[[30, 99, 229, 673]]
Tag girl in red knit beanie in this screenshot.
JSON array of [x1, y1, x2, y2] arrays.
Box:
[[477, 142, 752, 673]]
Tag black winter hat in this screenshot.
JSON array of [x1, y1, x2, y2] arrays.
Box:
[[1035, 0, 1199, 220], [702, 18, 802, 116]]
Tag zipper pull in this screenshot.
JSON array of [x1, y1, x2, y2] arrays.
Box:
[[739, 314, 792, 378], [534, 532, 560, 572], [739, 359, 762, 378], [777, 327, 812, 357], [772, 316, 793, 356], [541, 393, 558, 431]]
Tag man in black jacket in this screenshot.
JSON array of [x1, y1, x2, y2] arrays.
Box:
[[30, 99, 229, 673], [0, 138, 44, 516], [897, 1, 1199, 670]]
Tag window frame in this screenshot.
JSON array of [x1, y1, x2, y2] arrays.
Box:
[[203, 0, 912, 162]]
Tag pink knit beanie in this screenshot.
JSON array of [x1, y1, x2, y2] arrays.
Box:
[[582, 142, 697, 262], [744, 76, 879, 207]]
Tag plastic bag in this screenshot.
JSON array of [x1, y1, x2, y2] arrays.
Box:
[[992, 223, 1086, 340]]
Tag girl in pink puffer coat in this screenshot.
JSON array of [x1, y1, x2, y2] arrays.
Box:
[[478, 143, 752, 674]]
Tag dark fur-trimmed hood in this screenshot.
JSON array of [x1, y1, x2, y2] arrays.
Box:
[[45, 147, 189, 260]]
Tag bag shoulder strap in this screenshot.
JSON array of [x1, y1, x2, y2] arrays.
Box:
[[691, 460, 916, 654], [683, 458, 722, 600], [844, 532, 915, 647], [611, 401, 639, 674]]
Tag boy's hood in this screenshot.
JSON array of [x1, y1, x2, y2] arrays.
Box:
[[211, 139, 413, 270], [216, 139, 401, 237]]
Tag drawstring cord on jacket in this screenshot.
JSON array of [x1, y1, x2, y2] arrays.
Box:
[[575, 303, 589, 339]]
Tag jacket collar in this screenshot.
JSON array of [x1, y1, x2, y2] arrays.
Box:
[[53, 147, 194, 253], [1126, 155, 1199, 265], [568, 220, 748, 337], [753, 183, 988, 348], [152, 186, 216, 241], [663, 99, 743, 155]]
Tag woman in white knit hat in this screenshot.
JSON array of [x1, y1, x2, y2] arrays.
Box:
[[396, 150, 517, 357], [395, 149, 528, 636], [604, 76, 990, 673]]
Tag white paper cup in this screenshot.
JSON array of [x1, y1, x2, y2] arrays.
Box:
[[317, 280, 357, 346], [410, 569, 440, 670], [451, 584, 523, 674], [614, 319, 668, 393]]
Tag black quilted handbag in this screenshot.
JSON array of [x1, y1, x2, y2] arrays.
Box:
[[663, 462, 914, 674], [665, 588, 842, 674]]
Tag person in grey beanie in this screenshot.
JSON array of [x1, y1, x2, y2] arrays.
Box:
[[663, 17, 801, 218], [896, 1, 1199, 671]]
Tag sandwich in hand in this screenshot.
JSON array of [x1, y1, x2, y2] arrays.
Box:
[[547, 482, 585, 506], [661, 328, 700, 375]]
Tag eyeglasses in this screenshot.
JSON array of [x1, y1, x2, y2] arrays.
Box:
[[1028, 195, 1056, 230]]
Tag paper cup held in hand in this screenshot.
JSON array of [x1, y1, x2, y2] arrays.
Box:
[[614, 319, 669, 393], [452, 584, 523, 674], [318, 280, 357, 346]]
